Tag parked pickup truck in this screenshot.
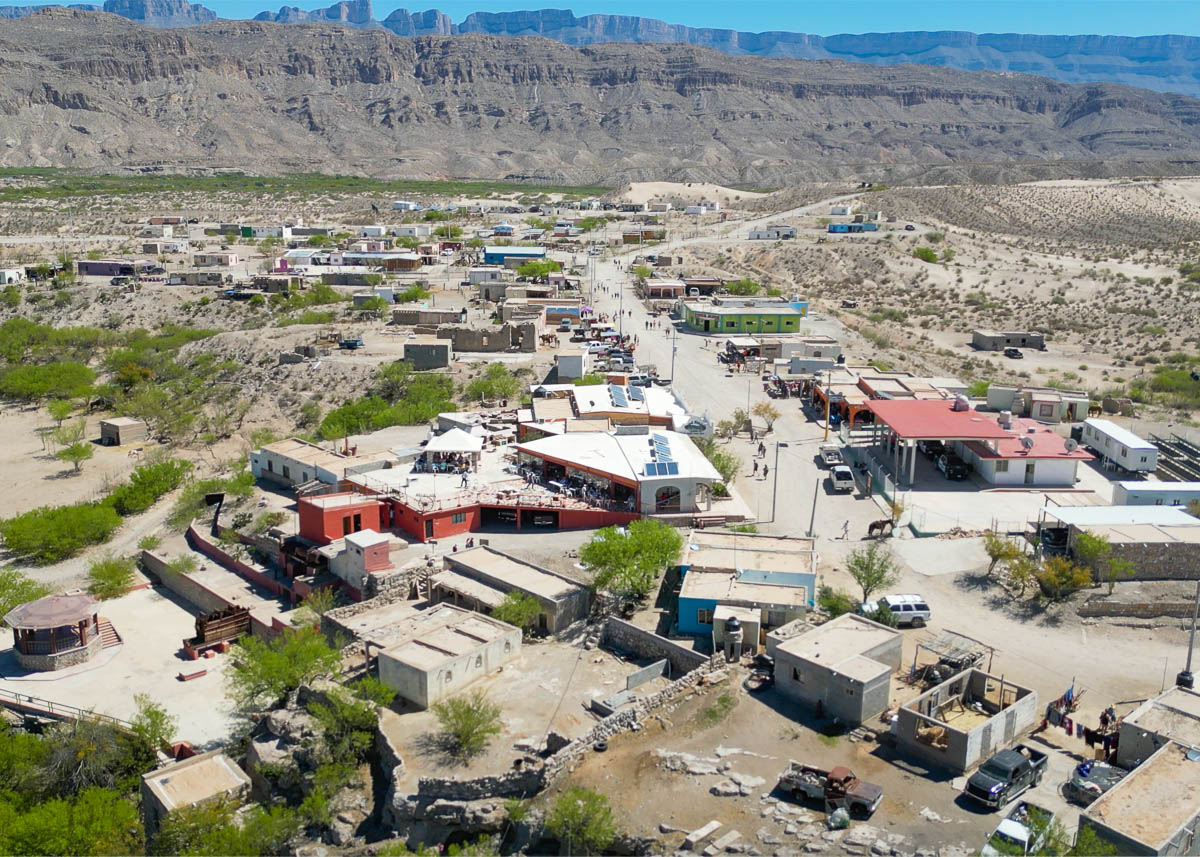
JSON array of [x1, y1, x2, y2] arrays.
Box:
[[964, 745, 1048, 809], [818, 443, 844, 468], [981, 802, 1056, 857], [778, 762, 883, 818]]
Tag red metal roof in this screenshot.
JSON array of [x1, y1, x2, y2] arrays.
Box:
[[962, 418, 1094, 461], [865, 400, 1014, 441]]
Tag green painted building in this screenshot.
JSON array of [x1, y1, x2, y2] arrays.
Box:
[[680, 299, 808, 334]]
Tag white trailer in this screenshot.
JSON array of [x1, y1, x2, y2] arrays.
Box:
[[1112, 481, 1200, 506], [1081, 419, 1158, 473]]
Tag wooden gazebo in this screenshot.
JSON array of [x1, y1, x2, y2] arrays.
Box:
[[5, 594, 102, 671]]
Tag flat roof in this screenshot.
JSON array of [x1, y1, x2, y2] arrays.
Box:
[[99, 416, 144, 427], [142, 752, 250, 812], [1118, 481, 1200, 493], [680, 569, 810, 608], [1125, 687, 1200, 747], [776, 614, 899, 683], [448, 546, 582, 601], [681, 532, 818, 578], [1072, 523, 1200, 545], [1085, 418, 1157, 451], [430, 569, 506, 609], [516, 429, 721, 484], [1043, 506, 1199, 527], [866, 400, 1018, 441], [345, 529, 390, 549], [1085, 742, 1200, 850], [380, 606, 516, 671], [303, 492, 381, 510], [261, 437, 348, 470], [483, 245, 545, 255], [683, 302, 804, 317]]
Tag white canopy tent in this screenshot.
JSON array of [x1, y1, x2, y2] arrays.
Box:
[[426, 428, 484, 454]]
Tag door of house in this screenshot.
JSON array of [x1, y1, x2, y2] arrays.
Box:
[[1024, 462, 1036, 485], [424, 519, 434, 539]]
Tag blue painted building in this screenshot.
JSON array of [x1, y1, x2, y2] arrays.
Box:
[[483, 245, 547, 266], [675, 530, 818, 637]]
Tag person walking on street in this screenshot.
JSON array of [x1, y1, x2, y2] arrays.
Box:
[[753, 460, 759, 477], [758, 441, 766, 458], [761, 464, 769, 480], [841, 520, 850, 540]]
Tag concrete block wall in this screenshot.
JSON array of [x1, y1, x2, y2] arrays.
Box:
[[1108, 542, 1200, 582], [1079, 598, 1197, 619], [601, 617, 708, 676]]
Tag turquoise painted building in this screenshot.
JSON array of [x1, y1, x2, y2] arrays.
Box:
[[677, 567, 815, 635]]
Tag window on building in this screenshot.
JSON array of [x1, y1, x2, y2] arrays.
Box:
[[267, 459, 274, 472], [726, 321, 737, 329], [792, 667, 804, 683], [1173, 499, 1182, 506], [282, 464, 291, 480], [1156, 498, 1164, 505], [475, 656, 483, 668], [995, 460, 1009, 473], [697, 609, 714, 625], [1038, 404, 1054, 418], [343, 516, 352, 535], [444, 671, 452, 683], [452, 512, 467, 524], [1140, 456, 1148, 463], [845, 688, 855, 696]]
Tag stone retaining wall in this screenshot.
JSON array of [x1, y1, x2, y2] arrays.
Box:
[[1106, 542, 1200, 582], [1079, 598, 1197, 619], [14, 634, 102, 672], [410, 650, 724, 803]]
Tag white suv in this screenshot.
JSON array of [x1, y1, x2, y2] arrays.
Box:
[[867, 594, 931, 628]]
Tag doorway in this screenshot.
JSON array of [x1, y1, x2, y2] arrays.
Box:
[[1024, 462, 1036, 485], [424, 519, 434, 539]]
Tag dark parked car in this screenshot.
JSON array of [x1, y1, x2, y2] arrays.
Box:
[[904, 224, 916, 231], [936, 454, 969, 480], [1004, 347, 1024, 359], [918, 439, 946, 460]]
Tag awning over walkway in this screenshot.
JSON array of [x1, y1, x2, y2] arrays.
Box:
[[430, 569, 506, 609]]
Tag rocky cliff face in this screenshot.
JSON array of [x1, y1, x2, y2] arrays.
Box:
[[4, 4, 1200, 96], [4, 9, 1200, 183]]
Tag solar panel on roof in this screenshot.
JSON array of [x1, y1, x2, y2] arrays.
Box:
[[610, 385, 628, 408], [629, 386, 645, 401], [652, 433, 669, 443], [665, 462, 679, 475]]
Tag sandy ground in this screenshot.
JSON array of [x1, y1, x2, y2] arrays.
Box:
[[614, 181, 766, 206]]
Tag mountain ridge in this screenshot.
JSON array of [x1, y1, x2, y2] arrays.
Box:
[[5, 8, 1200, 184], [4, 2, 1200, 96]]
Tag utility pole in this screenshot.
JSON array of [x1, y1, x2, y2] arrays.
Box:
[[670, 327, 678, 382], [823, 368, 832, 442], [1177, 578, 1200, 689]]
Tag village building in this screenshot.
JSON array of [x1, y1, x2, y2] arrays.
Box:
[[76, 259, 155, 277], [374, 603, 522, 708], [140, 751, 251, 834], [863, 399, 1091, 487], [99, 416, 149, 446], [679, 296, 808, 334], [1114, 686, 1200, 769], [434, 546, 590, 633], [675, 530, 817, 638], [771, 614, 903, 726], [483, 245, 547, 267], [1079, 741, 1200, 856], [985, 383, 1090, 423], [971, 329, 1046, 351], [895, 669, 1038, 773], [192, 252, 239, 267], [748, 224, 797, 240], [250, 437, 396, 489]]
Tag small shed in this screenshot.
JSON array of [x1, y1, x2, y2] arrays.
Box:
[[140, 751, 251, 834], [99, 417, 149, 447]]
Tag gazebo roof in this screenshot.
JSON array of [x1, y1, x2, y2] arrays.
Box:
[[4, 594, 98, 630], [426, 428, 483, 454]]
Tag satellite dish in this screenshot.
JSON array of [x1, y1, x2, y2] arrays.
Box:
[[1064, 438, 1080, 452], [1021, 436, 1035, 451]]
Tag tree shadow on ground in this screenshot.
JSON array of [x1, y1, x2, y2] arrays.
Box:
[[952, 571, 1065, 627], [410, 730, 470, 768]]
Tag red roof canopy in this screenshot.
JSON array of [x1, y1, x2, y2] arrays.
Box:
[[866, 400, 1013, 441]]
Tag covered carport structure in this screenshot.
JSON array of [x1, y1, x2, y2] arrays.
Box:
[[864, 400, 1013, 488]]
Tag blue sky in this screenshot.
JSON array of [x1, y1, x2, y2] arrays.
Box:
[[204, 0, 1200, 35]]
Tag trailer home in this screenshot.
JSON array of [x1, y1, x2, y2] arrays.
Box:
[[1081, 419, 1158, 473]]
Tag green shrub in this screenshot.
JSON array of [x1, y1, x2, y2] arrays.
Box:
[[88, 554, 136, 600], [395, 285, 430, 303], [818, 585, 858, 618], [912, 247, 939, 263], [0, 361, 95, 400], [491, 591, 543, 635], [433, 690, 503, 759], [277, 309, 335, 327], [105, 459, 193, 516], [168, 471, 254, 529], [0, 502, 122, 564]]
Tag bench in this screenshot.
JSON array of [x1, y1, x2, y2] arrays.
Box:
[[177, 669, 207, 682]]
